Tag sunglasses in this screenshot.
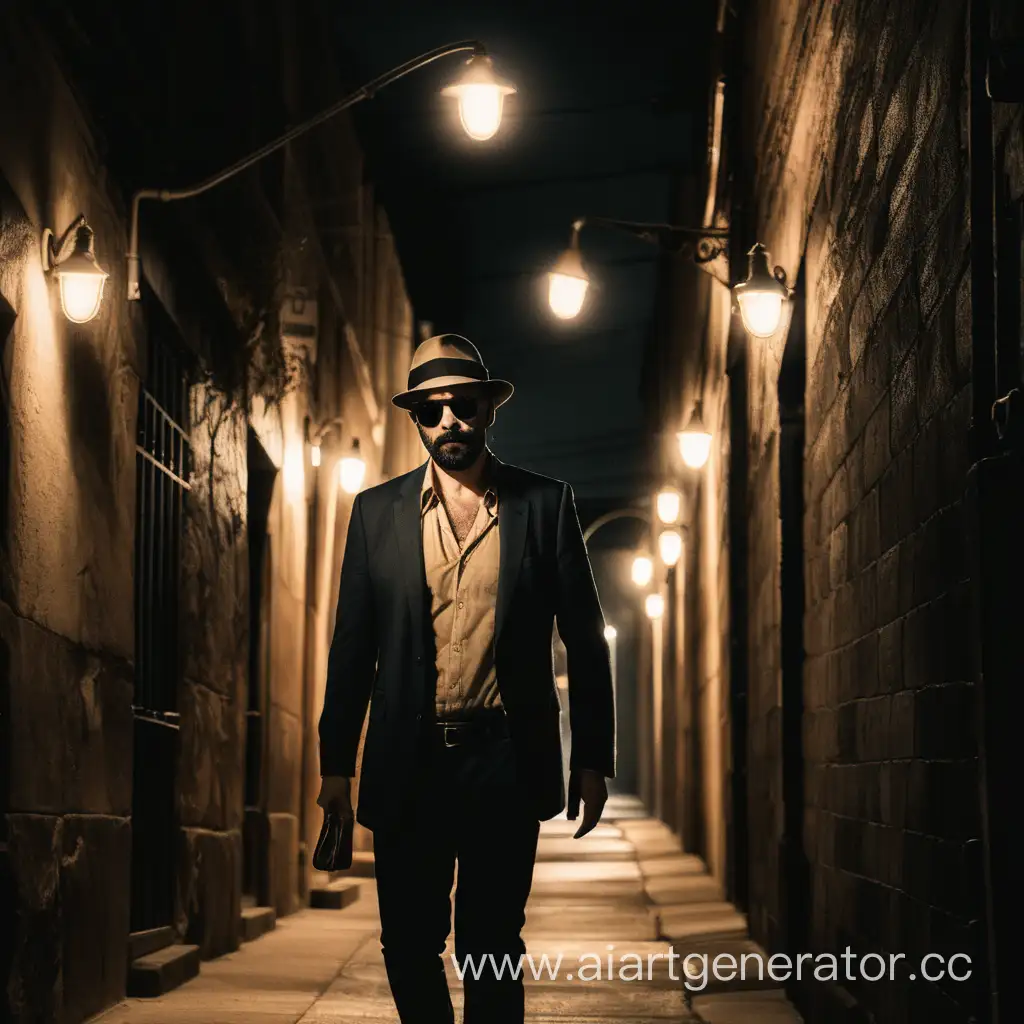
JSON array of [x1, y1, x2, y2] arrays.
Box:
[[411, 397, 481, 428]]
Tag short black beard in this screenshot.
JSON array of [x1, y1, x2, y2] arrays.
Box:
[[419, 424, 486, 471]]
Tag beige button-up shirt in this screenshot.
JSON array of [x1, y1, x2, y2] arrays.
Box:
[[421, 459, 503, 718]]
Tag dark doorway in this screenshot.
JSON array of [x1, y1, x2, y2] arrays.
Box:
[[129, 289, 191, 934], [244, 429, 276, 904], [779, 266, 809, 962]]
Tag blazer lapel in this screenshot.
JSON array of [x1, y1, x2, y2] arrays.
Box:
[[393, 463, 428, 650], [495, 459, 529, 644]]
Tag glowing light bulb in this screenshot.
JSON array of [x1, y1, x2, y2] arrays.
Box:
[[736, 290, 784, 337], [339, 439, 366, 494], [547, 242, 589, 319], [310, 444, 321, 468], [677, 403, 712, 470], [604, 624, 618, 641], [631, 555, 654, 588], [441, 54, 516, 141], [656, 488, 682, 524], [645, 593, 664, 619], [733, 243, 789, 338], [658, 529, 683, 567]]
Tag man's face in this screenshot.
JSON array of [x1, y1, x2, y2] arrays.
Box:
[[412, 388, 492, 471]]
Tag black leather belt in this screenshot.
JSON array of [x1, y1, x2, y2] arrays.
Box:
[[433, 710, 508, 748]]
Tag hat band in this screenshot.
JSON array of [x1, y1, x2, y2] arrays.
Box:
[[407, 357, 489, 390]]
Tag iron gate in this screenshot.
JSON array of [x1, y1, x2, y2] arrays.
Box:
[[130, 293, 191, 933]]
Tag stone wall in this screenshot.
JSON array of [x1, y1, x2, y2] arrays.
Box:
[[1, 8, 139, 1021], [664, 0, 1024, 1020], [746, 6, 980, 1020]]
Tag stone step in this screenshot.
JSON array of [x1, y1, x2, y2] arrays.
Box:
[[126, 943, 200, 997], [128, 925, 175, 962], [342, 850, 375, 877], [309, 879, 362, 910], [239, 905, 276, 942]]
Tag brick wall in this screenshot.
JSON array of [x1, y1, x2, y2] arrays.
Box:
[[743, 1, 982, 1020], [658, 0, 1024, 1019]]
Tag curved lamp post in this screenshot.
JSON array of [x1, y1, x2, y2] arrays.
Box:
[[126, 41, 515, 300]]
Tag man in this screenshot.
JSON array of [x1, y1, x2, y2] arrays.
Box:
[[317, 334, 615, 1024]]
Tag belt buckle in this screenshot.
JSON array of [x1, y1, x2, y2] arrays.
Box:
[[442, 723, 460, 748]]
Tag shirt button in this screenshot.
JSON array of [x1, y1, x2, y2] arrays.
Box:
[[416, 655, 423, 664], [458, 601, 464, 609]]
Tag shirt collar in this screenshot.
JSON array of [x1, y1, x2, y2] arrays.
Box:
[[420, 453, 498, 517]]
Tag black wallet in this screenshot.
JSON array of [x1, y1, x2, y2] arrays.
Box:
[[312, 810, 354, 872]]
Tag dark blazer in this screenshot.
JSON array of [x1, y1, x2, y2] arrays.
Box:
[[318, 455, 616, 832]]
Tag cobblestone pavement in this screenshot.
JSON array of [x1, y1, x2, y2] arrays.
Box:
[[100, 795, 802, 1023]]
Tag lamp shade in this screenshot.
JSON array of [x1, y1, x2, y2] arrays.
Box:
[[54, 225, 108, 323], [733, 243, 789, 338], [547, 245, 589, 319], [441, 54, 516, 141]]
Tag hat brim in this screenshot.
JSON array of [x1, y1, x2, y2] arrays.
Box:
[[391, 377, 514, 411]]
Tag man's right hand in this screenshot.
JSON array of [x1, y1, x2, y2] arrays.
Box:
[[317, 776, 353, 821]]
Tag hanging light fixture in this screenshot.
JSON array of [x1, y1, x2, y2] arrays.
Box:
[[631, 554, 654, 588], [655, 486, 682, 525], [547, 220, 589, 319], [733, 242, 791, 338], [645, 593, 665, 619], [127, 42, 516, 299], [677, 400, 712, 470], [339, 438, 367, 494], [658, 528, 683, 567], [441, 53, 517, 141], [42, 215, 109, 323]]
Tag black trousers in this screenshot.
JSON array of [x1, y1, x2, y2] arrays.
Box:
[[372, 715, 541, 1024]]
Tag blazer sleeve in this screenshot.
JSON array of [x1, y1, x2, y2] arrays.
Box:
[[554, 482, 616, 778], [318, 492, 378, 777]]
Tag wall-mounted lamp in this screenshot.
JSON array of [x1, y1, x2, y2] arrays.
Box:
[[655, 486, 683, 525], [441, 53, 516, 141], [547, 216, 730, 320], [645, 593, 665, 620], [339, 439, 366, 495], [631, 554, 654, 588], [306, 414, 343, 467], [733, 243, 792, 338], [41, 214, 109, 323], [127, 42, 515, 300], [677, 400, 712, 470], [658, 528, 683, 568]]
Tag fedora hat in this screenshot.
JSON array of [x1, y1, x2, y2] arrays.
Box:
[[391, 333, 514, 410]]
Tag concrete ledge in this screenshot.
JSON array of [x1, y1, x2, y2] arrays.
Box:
[[337, 850, 375, 878], [239, 905, 276, 942], [128, 926, 175, 962], [126, 944, 200, 997], [309, 880, 362, 910]]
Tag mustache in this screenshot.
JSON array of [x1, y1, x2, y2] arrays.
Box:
[[436, 428, 476, 444]]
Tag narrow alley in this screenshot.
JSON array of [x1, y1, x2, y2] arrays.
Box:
[[2, 2, 1023, 1024], [102, 796, 799, 1024]]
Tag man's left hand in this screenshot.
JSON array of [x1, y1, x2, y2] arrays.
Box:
[[567, 769, 608, 838]]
